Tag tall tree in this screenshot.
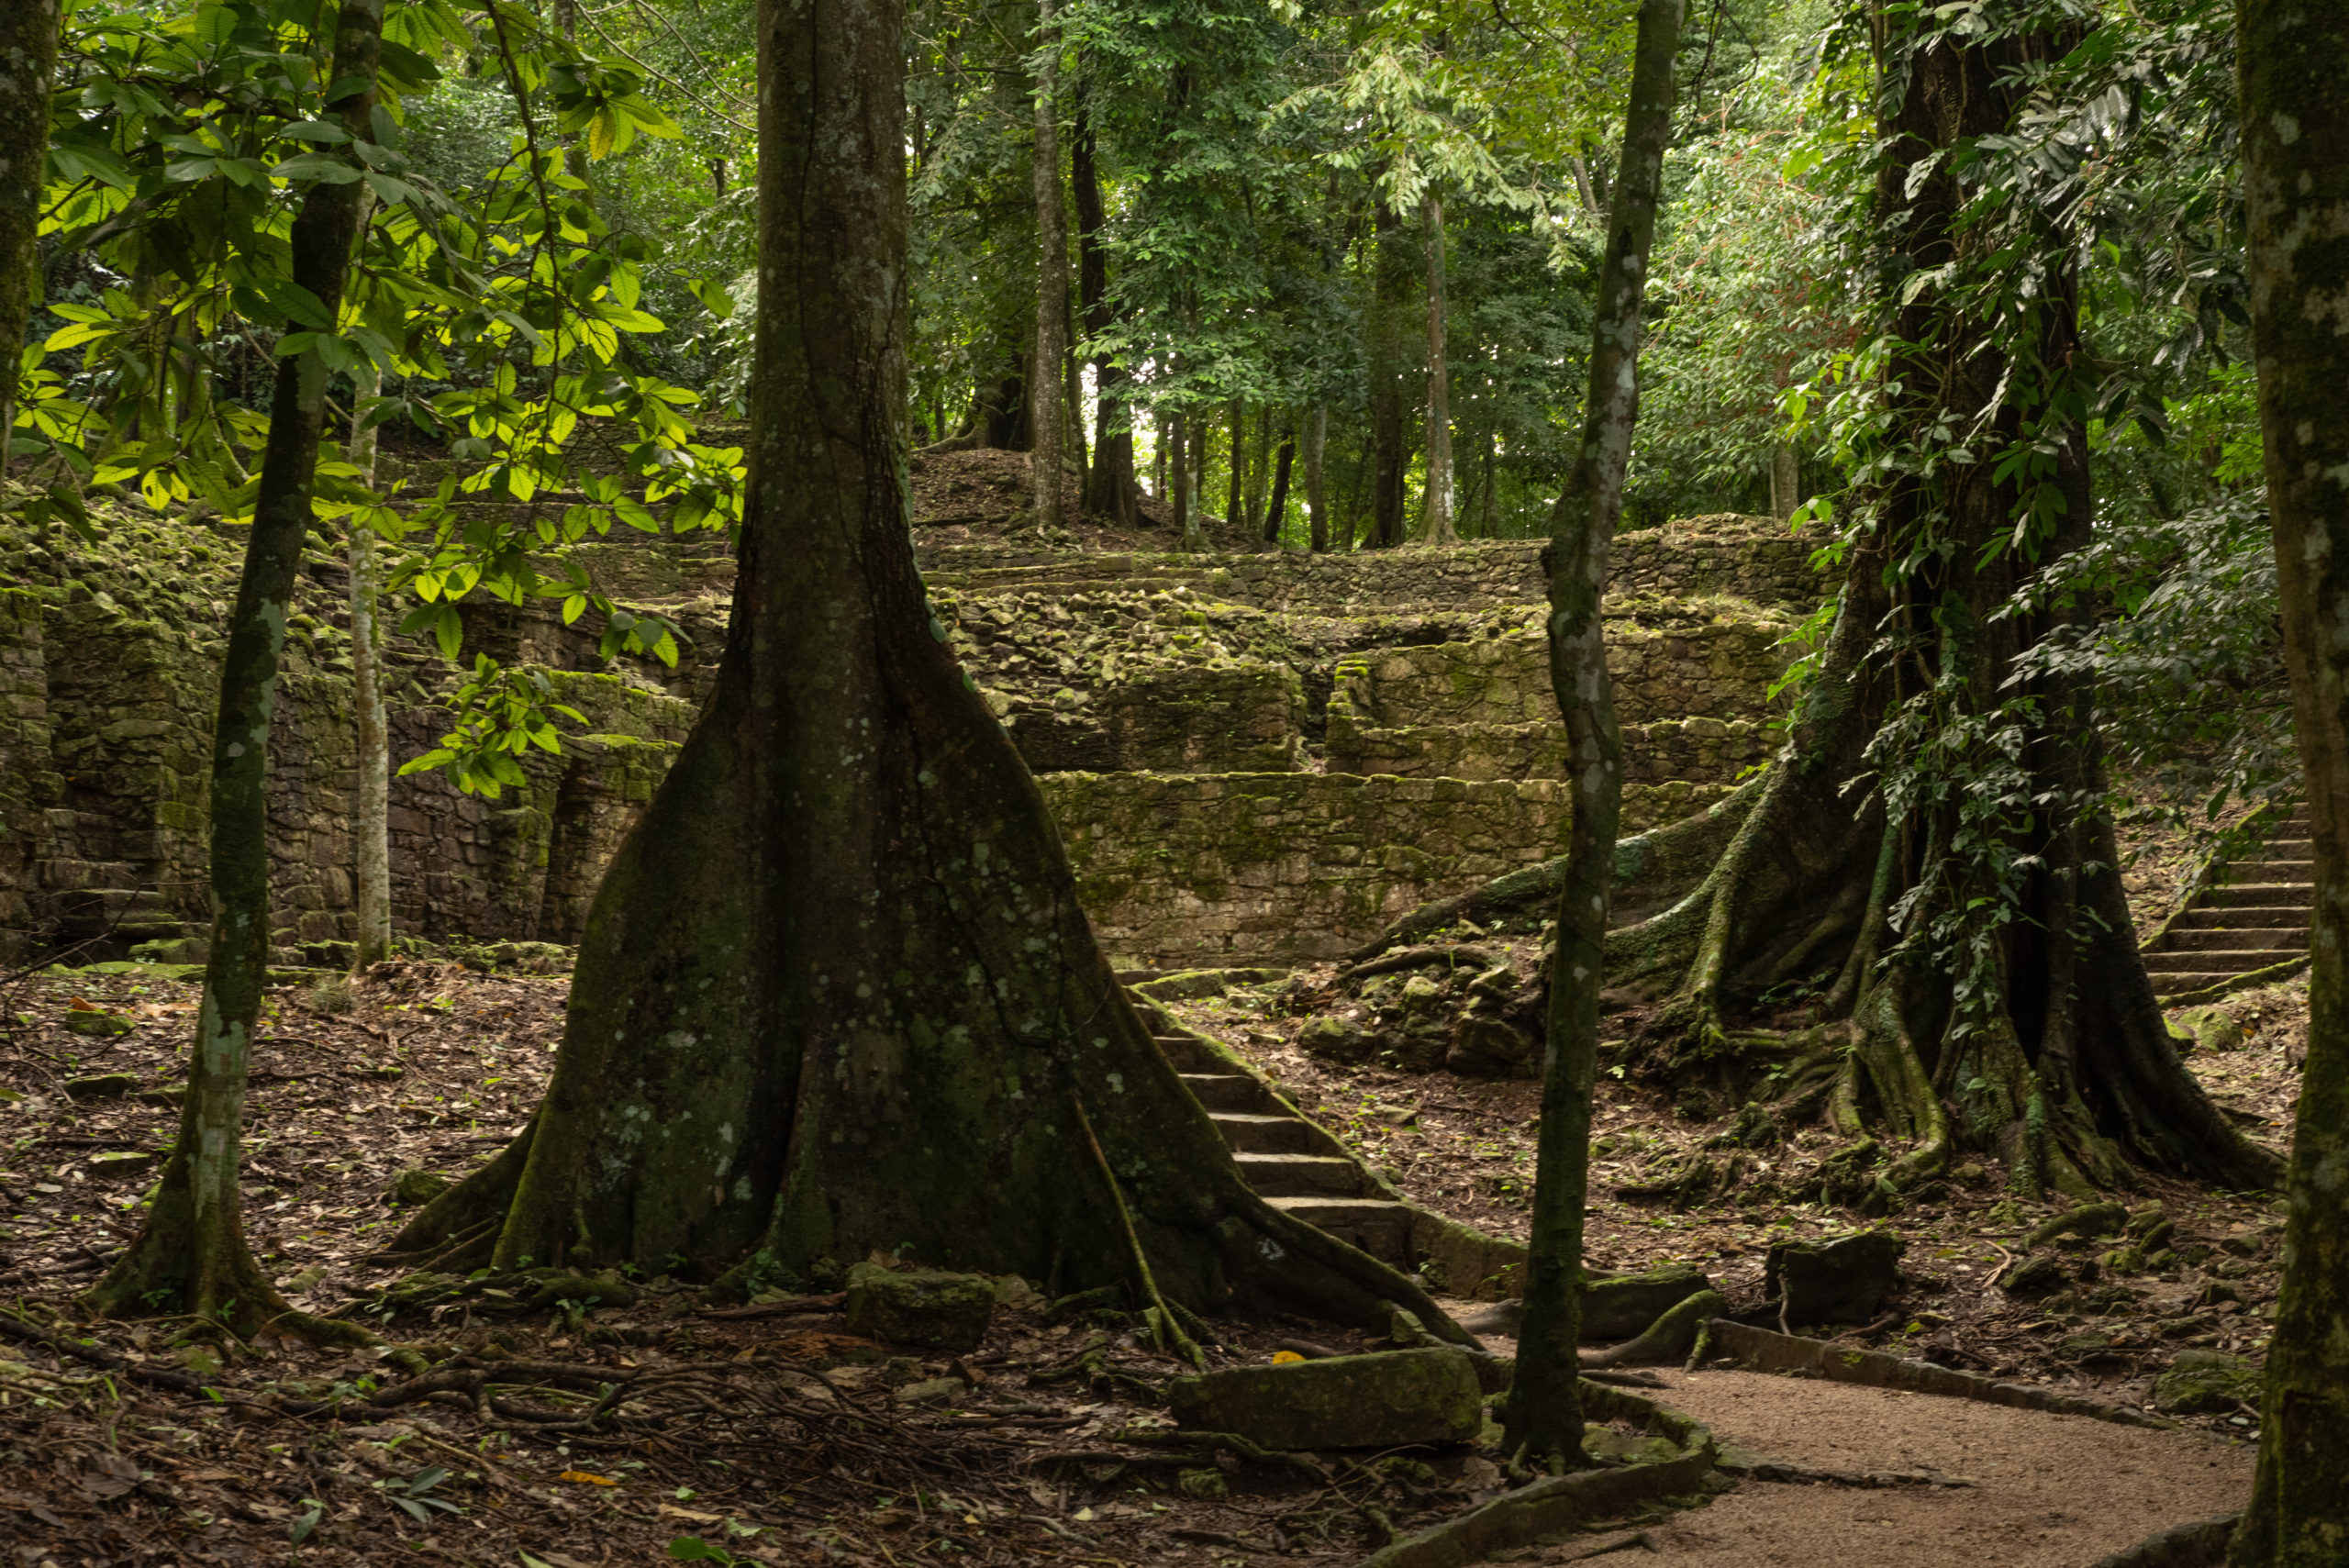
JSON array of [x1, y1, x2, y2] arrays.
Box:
[[1030, 0, 1068, 530], [1503, 0, 1683, 1469], [86, 0, 388, 1340], [2232, 0, 2349, 1555], [1303, 404, 1329, 550], [1421, 190, 1458, 543], [0, 0, 59, 475], [1262, 420, 1294, 543], [1072, 85, 1139, 524], [386, 0, 1475, 1350], [1368, 202, 1410, 547], [349, 339, 393, 972]]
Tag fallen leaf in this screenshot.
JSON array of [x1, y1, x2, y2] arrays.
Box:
[[659, 1504, 725, 1523], [556, 1470, 617, 1486], [1271, 1351, 1306, 1364]]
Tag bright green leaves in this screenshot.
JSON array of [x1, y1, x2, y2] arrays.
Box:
[[397, 658, 589, 799]]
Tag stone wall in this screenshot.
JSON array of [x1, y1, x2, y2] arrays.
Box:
[[0, 508, 691, 962], [1328, 715, 1774, 789]]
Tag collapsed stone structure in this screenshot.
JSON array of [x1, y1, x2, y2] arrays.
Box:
[[0, 460, 1823, 967]]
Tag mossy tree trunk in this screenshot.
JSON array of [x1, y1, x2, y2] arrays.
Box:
[[1029, 0, 1068, 533], [0, 0, 60, 478], [1504, 0, 1682, 1471], [86, 0, 384, 1343], [2232, 0, 2349, 1556], [1586, 5, 2278, 1201], [1303, 404, 1329, 551], [1262, 423, 1293, 544], [384, 0, 1471, 1343]]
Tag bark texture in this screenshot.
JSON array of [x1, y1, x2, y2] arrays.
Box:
[[1303, 405, 1328, 551], [86, 0, 385, 1342], [1263, 425, 1293, 544], [388, 0, 1465, 1343], [2232, 0, 2349, 1556], [1029, 0, 1067, 532], [0, 0, 59, 475], [1504, 0, 1683, 1470]]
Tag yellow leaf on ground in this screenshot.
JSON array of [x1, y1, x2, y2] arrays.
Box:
[[556, 1470, 617, 1486], [1271, 1351, 1306, 1364]]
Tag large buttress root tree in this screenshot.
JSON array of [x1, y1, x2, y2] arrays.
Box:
[[85, 0, 384, 1343], [2232, 0, 2349, 1556], [1503, 0, 1683, 1470], [386, 0, 1467, 1342], [1601, 9, 2278, 1200], [1422, 4, 2278, 1205]]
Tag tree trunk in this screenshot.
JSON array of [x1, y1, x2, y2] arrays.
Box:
[[1480, 425, 1497, 536], [382, 0, 1466, 1345], [1303, 405, 1329, 551], [349, 354, 392, 971], [1171, 408, 1190, 544], [1072, 86, 1138, 525], [1226, 398, 1245, 533], [1029, 0, 1068, 532], [1768, 444, 1799, 521], [0, 0, 60, 479], [2232, 0, 2349, 1556], [1505, 0, 1684, 1471], [1263, 425, 1294, 545], [1421, 191, 1458, 545], [1571, 2, 2280, 1203], [1186, 409, 1208, 548], [85, 0, 386, 1344], [1246, 404, 1272, 533], [1369, 202, 1410, 548]]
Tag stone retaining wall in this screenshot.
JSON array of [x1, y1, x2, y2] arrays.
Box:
[[1326, 716, 1775, 787]]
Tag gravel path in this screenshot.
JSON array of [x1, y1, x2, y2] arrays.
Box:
[[1624, 1368, 2254, 1566]]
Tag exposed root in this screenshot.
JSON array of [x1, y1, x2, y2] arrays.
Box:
[[1073, 1092, 1204, 1368]]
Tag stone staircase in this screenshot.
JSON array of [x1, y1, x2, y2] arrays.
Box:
[[2139, 806, 2314, 1004]]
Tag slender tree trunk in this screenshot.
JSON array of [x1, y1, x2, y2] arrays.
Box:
[[1029, 0, 1067, 532], [349, 347, 392, 971], [1171, 407, 1193, 549], [86, 0, 386, 1343], [1421, 191, 1457, 545], [1072, 86, 1137, 525], [1481, 425, 1497, 536], [380, 0, 1469, 1348], [1246, 405, 1272, 531], [2232, 0, 2349, 1556], [1152, 409, 1165, 498], [1303, 405, 1329, 552], [1225, 398, 1244, 531], [1185, 408, 1207, 549], [0, 0, 60, 479], [1369, 204, 1409, 548], [1263, 425, 1294, 545], [1507, 0, 1684, 1471], [1768, 445, 1799, 520]]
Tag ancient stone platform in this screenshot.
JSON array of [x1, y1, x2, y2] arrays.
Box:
[[0, 473, 1824, 967]]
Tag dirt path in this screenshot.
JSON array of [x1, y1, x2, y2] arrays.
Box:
[[1610, 1369, 2253, 1567]]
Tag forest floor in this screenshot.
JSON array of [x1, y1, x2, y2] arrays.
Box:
[[0, 949, 2295, 1566]]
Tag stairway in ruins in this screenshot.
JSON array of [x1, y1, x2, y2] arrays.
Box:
[[2139, 806, 2314, 1004]]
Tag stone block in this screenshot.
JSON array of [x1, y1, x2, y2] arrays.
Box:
[[2153, 1350, 2262, 1415], [1165, 1347, 1484, 1450], [1765, 1229, 1905, 1326], [844, 1262, 996, 1352]]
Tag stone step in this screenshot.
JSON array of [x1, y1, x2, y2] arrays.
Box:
[[2142, 948, 2305, 976], [2157, 926, 2313, 952], [2155, 972, 2287, 997], [2227, 858, 2314, 880], [1264, 1196, 1414, 1265], [1235, 1152, 1366, 1198], [1180, 1073, 1281, 1115], [1155, 1034, 1221, 1074], [1214, 1112, 1342, 1156], [2175, 905, 2313, 930], [2198, 883, 2314, 909]]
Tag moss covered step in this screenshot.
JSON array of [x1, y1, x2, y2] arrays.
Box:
[[2140, 809, 2317, 1002], [1179, 1072, 1286, 1114], [1213, 1112, 1346, 1156], [1233, 1152, 1368, 1197], [1264, 1195, 1415, 1262]]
